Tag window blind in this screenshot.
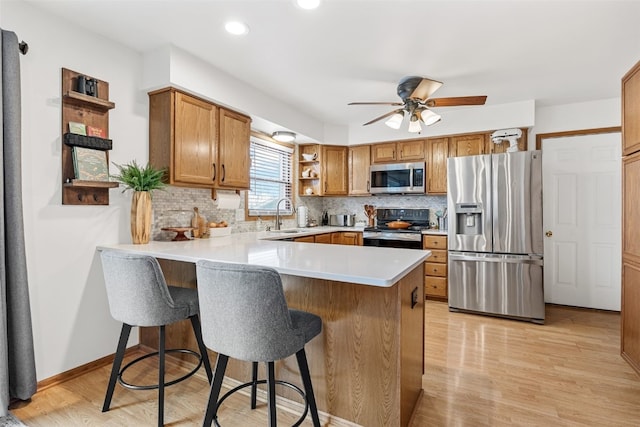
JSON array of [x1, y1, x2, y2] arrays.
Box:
[[248, 137, 293, 216]]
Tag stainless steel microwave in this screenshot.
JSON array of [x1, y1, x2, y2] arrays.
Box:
[[369, 162, 426, 194]]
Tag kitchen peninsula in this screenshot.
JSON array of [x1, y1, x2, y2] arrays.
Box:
[[98, 231, 429, 427]]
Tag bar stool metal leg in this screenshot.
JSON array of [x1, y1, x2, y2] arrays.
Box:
[[102, 323, 132, 412], [266, 362, 277, 427], [202, 354, 229, 427], [296, 348, 321, 427], [250, 362, 258, 409], [190, 315, 213, 383], [158, 325, 165, 427]]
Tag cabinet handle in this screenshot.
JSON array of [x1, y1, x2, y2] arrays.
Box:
[[221, 164, 226, 182], [367, 181, 370, 192], [324, 181, 327, 192], [212, 163, 216, 181]]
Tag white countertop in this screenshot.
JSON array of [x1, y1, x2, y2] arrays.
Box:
[[98, 228, 430, 288], [422, 229, 448, 236]]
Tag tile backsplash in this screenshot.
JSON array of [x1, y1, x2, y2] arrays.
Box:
[[151, 186, 447, 241]]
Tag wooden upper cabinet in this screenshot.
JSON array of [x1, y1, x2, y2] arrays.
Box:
[[371, 139, 425, 163], [398, 140, 425, 160], [426, 137, 449, 194], [173, 91, 217, 185], [218, 108, 251, 189], [349, 144, 371, 195], [451, 134, 486, 157], [322, 145, 348, 195], [371, 142, 397, 163], [623, 151, 640, 263], [623, 60, 640, 156], [149, 88, 251, 190]]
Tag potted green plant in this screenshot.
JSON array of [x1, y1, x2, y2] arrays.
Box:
[[112, 160, 167, 244]]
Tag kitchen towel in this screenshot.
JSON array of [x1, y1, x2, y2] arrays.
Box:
[[214, 191, 241, 209]]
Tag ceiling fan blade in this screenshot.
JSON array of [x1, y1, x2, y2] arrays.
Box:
[[362, 109, 404, 126], [348, 101, 404, 106], [408, 78, 443, 101], [426, 96, 487, 107]]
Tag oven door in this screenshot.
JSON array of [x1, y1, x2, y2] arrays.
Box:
[[363, 231, 422, 249]]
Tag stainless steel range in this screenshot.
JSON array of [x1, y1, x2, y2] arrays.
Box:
[[362, 208, 430, 249]]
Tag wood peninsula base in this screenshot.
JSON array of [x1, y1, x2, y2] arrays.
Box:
[[141, 259, 425, 427]]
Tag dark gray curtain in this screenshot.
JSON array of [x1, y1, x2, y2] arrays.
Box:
[[0, 28, 36, 417]]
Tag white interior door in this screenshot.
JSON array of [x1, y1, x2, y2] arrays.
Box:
[[542, 133, 621, 310]]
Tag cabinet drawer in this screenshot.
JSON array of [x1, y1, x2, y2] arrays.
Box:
[[423, 235, 447, 249], [428, 249, 448, 264], [425, 276, 447, 298], [425, 262, 447, 277]]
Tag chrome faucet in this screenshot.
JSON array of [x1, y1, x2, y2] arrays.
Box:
[[275, 197, 292, 231]]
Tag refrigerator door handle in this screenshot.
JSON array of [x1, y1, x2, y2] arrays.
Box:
[[449, 252, 543, 266]]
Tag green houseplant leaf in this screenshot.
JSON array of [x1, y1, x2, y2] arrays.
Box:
[[111, 160, 167, 193]]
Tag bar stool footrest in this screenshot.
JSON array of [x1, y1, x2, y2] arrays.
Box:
[[214, 379, 310, 427], [118, 348, 203, 391]]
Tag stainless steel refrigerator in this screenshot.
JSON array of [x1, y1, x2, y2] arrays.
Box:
[[447, 150, 544, 323]]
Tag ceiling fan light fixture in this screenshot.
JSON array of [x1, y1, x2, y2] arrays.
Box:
[[408, 115, 422, 133], [385, 112, 404, 130], [420, 109, 442, 126], [271, 131, 296, 143]]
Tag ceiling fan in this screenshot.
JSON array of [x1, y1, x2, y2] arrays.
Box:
[[348, 76, 487, 133]]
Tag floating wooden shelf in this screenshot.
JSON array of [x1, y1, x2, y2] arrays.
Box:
[[62, 91, 115, 111], [64, 180, 119, 188]]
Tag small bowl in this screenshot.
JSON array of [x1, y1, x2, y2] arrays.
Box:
[[302, 153, 317, 161]]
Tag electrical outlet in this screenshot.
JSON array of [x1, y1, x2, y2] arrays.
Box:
[[235, 209, 244, 221]]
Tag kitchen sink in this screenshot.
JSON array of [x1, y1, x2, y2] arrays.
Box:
[[268, 229, 303, 234]]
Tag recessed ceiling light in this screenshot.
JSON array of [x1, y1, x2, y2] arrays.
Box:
[[225, 21, 249, 35], [296, 0, 321, 10]]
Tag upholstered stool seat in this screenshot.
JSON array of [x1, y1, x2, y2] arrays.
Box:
[[195, 260, 322, 427], [100, 250, 213, 427]]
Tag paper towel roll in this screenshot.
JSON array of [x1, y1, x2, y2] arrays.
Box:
[[214, 191, 241, 209]]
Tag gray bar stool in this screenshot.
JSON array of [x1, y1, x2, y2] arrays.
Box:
[[100, 250, 213, 427], [195, 260, 322, 427]]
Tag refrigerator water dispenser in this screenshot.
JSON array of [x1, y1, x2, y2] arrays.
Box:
[[455, 203, 483, 235]]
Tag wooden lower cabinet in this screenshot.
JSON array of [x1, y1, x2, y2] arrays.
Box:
[[423, 235, 448, 300], [331, 231, 363, 246], [294, 232, 362, 245], [622, 261, 640, 375], [622, 149, 640, 375], [314, 233, 333, 244]]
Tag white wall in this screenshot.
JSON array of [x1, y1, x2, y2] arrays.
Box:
[[532, 98, 621, 144], [142, 45, 327, 144], [2, 1, 146, 380]]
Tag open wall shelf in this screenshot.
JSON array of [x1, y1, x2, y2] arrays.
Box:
[[61, 68, 116, 205]]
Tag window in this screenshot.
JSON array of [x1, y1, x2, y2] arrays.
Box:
[[247, 137, 294, 216]]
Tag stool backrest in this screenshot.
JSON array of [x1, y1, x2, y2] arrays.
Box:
[[195, 260, 306, 362], [100, 250, 186, 327]]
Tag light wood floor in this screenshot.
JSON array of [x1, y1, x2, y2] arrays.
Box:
[[11, 301, 640, 426]]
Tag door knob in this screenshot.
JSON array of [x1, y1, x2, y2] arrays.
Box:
[[545, 231, 553, 237]]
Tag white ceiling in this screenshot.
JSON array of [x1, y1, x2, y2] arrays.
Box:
[[19, 0, 640, 134]]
